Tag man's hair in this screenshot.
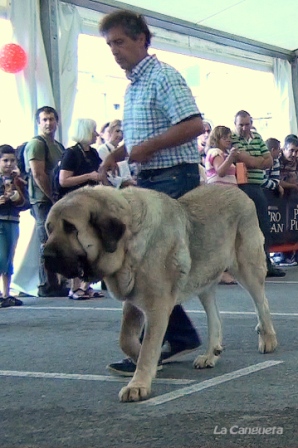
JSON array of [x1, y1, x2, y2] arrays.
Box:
[[70, 118, 97, 144], [265, 138, 280, 151], [208, 126, 231, 149], [99, 10, 152, 49], [234, 110, 252, 123], [284, 135, 298, 148], [0, 144, 16, 158], [35, 106, 59, 123]]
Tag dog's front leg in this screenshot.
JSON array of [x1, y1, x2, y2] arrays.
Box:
[[119, 303, 171, 402]]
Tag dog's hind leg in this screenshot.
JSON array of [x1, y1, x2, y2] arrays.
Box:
[[119, 297, 173, 402], [119, 301, 145, 363], [194, 285, 223, 369], [232, 249, 277, 354]]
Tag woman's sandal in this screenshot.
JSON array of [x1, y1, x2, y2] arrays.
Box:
[[85, 287, 105, 298], [68, 288, 90, 300]]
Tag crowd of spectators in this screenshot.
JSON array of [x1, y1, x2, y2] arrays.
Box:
[[1, 8, 297, 309]]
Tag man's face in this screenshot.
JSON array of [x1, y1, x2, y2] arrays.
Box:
[[105, 26, 147, 72], [38, 112, 58, 137], [283, 143, 298, 162], [235, 115, 252, 139]]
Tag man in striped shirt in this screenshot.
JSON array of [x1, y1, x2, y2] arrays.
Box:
[[231, 110, 285, 277]]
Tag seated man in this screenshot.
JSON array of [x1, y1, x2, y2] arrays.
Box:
[[231, 110, 285, 278]]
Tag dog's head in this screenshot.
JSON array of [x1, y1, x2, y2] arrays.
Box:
[[43, 186, 128, 282]]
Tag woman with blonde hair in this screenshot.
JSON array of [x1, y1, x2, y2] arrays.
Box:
[[97, 119, 135, 187], [96, 119, 123, 160], [59, 118, 104, 299]]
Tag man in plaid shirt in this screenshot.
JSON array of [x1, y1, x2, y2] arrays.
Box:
[[99, 9, 205, 376]]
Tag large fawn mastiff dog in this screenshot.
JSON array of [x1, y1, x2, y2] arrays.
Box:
[[44, 184, 277, 402]]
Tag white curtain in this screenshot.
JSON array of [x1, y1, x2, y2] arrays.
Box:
[[8, 0, 55, 139], [273, 58, 298, 138], [9, 1, 81, 295], [8, 0, 54, 295], [58, 2, 81, 145]]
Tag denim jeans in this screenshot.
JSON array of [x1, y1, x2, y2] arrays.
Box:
[[0, 220, 19, 275], [137, 163, 201, 348], [31, 202, 59, 288], [137, 163, 200, 199]]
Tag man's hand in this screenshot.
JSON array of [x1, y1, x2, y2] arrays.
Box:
[[278, 184, 284, 197], [0, 195, 6, 204], [98, 153, 119, 185], [129, 143, 153, 163]]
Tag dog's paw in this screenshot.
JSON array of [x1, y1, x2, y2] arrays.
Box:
[[119, 384, 151, 402], [258, 333, 278, 353], [193, 353, 220, 369]]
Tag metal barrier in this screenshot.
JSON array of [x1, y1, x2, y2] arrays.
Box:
[[265, 189, 298, 251]]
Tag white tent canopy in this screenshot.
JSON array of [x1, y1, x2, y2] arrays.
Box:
[[2, 0, 298, 137], [63, 0, 298, 133]]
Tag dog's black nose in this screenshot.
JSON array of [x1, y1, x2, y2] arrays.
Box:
[[43, 248, 59, 273]]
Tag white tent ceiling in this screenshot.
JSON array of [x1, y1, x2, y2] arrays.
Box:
[[79, 0, 298, 53]]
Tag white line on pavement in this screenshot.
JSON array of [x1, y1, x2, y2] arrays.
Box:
[[141, 360, 284, 406], [0, 369, 195, 385], [11, 307, 298, 317]]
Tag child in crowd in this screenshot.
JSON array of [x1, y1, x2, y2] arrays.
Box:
[[262, 138, 283, 196], [205, 125, 239, 185], [0, 145, 28, 307]]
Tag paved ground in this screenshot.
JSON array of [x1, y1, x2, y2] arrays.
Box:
[[0, 268, 298, 448]]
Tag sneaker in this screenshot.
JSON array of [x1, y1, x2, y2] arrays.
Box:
[[0, 296, 23, 307], [107, 357, 163, 377], [277, 259, 298, 267], [160, 341, 201, 364], [38, 285, 70, 297], [271, 253, 283, 264], [266, 264, 286, 277]]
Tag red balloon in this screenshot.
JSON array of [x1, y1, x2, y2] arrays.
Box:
[[0, 43, 27, 73]]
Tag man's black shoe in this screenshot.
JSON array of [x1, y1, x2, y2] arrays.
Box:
[[266, 265, 286, 278], [38, 285, 70, 297], [107, 357, 163, 377]]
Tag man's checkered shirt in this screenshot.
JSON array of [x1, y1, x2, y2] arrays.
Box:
[[123, 55, 201, 171]]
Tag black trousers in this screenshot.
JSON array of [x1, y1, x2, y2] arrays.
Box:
[[138, 163, 201, 348]]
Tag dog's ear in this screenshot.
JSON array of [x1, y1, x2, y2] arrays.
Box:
[[90, 213, 126, 253]]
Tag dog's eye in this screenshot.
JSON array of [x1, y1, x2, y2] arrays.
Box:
[[63, 220, 77, 234]]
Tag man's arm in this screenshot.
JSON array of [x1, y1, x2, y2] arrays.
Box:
[[29, 159, 52, 201], [237, 151, 273, 169], [129, 116, 204, 163]]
